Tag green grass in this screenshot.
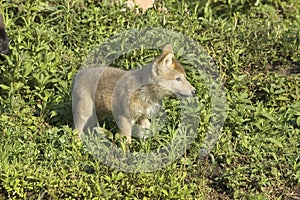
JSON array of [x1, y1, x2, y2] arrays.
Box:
[[0, 0, 300, 199]]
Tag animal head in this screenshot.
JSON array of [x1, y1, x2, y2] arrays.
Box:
[[152, 44, 196, 98]]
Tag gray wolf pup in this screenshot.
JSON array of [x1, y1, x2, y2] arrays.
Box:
[[72, 44, 196, 142]]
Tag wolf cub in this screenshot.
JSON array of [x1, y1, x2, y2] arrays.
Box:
[[72, 44, 196, 142]]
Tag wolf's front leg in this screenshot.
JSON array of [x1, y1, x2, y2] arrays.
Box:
[[117, 116, 134, 143], [137, 117, 151, 139]]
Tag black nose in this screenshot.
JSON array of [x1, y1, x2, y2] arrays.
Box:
[[192, 89, 196, 96]]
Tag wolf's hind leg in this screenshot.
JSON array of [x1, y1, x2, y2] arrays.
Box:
[[72, 97, 98, 136]]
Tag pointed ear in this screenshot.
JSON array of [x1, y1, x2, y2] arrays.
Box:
[[162, 44, 174, 55], [153, 52, 174, 76], [162, 52, 174, 68]]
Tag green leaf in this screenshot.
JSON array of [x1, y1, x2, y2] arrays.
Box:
[[265, 138, 283, 148], [0, 84, 10, 90]]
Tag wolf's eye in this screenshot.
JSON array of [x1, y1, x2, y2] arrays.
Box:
[[176, 77, 181, 81]]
